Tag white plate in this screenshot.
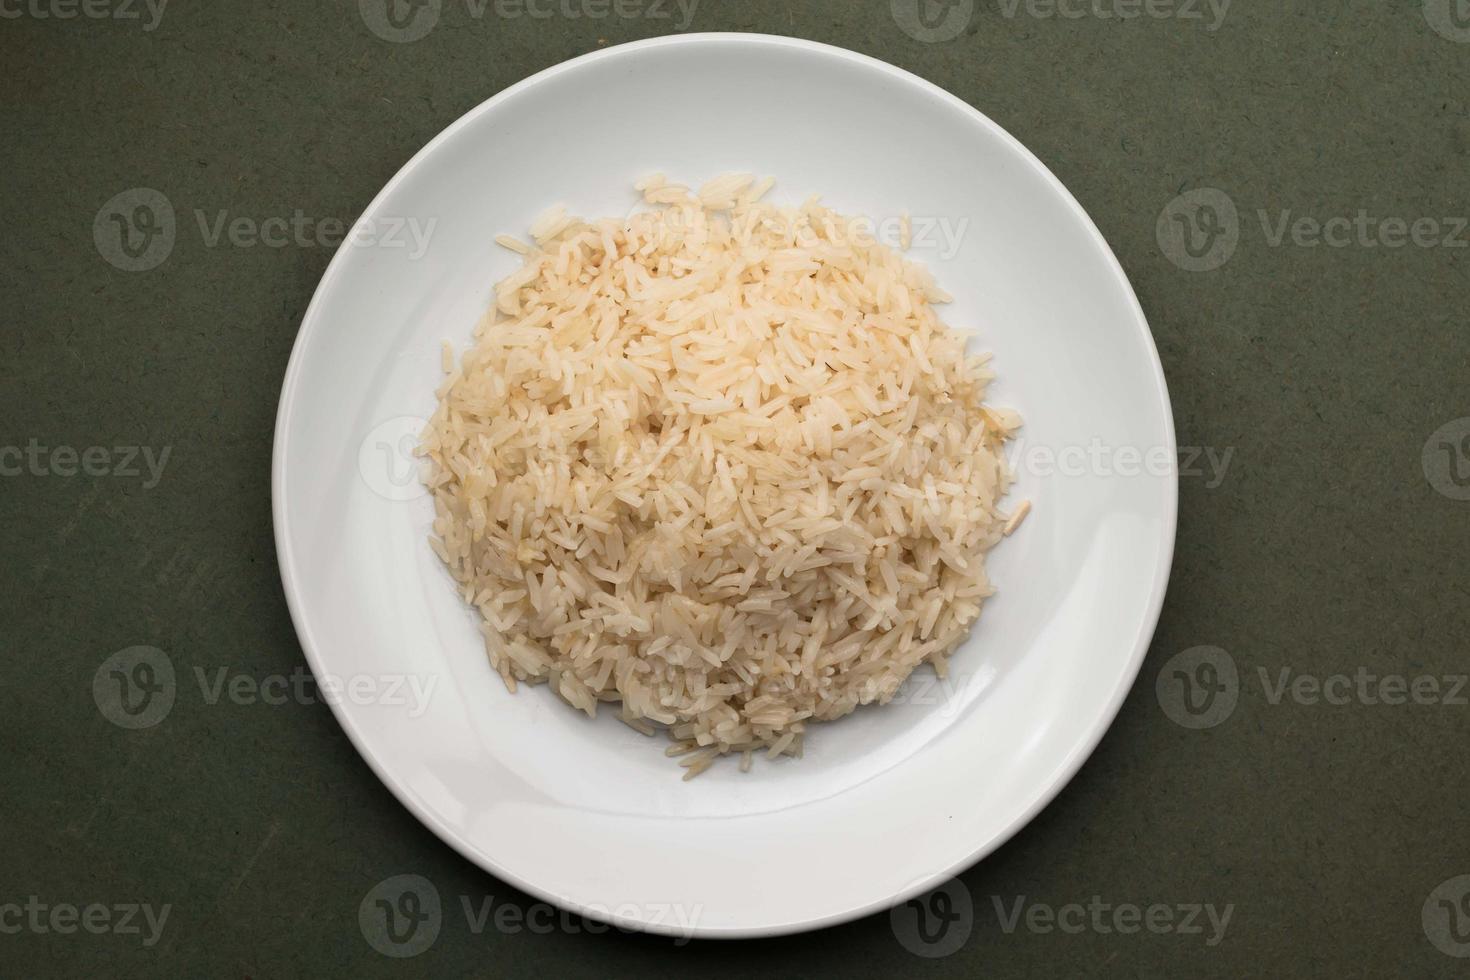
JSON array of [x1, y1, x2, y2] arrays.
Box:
[[273, 34, 1176, 938]]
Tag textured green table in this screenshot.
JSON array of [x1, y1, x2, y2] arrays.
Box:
[[4, 1, 1469, 976]]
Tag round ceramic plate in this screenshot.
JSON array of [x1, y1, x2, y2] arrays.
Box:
[[273, 33, 1176, 938]]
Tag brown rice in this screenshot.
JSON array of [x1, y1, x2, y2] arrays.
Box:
[[420, 175, 1023, 775]]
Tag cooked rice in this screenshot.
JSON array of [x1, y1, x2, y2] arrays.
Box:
[[420, 175, 1022, 776]]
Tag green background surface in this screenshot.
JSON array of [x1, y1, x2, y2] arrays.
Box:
[[4, 1, 1469, 976]]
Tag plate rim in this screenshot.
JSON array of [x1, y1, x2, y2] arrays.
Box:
[[271, 31, 1179, 939]]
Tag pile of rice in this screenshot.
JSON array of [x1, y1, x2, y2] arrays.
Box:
[[421, 175, 1024, 778]]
